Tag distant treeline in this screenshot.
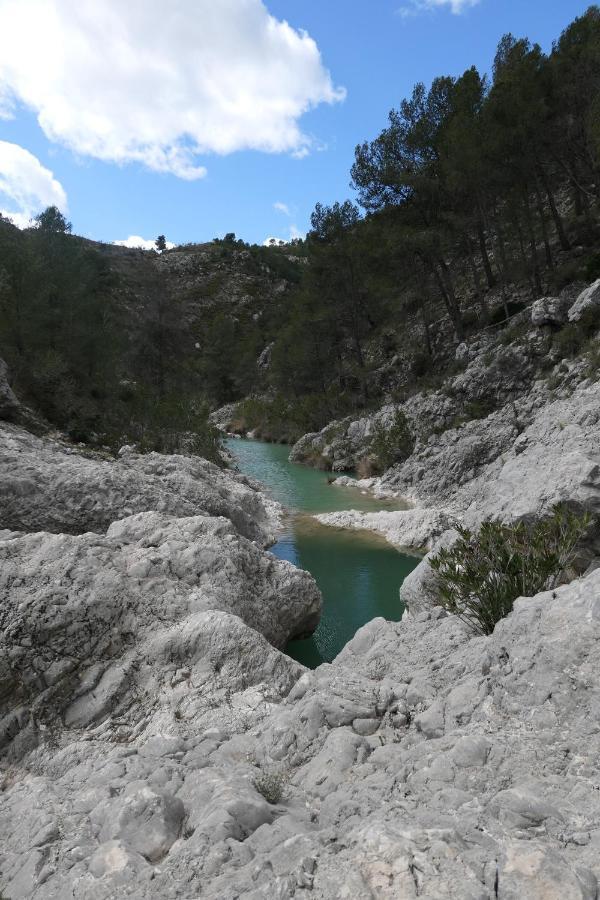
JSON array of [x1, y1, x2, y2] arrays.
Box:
[[0, 209, 224, 457]]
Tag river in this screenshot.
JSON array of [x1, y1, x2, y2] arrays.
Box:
[[228, 437, 420, 667]]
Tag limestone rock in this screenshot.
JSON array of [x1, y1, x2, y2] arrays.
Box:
[[314, 507, 455, 552], [568, 278, 600, 322], [96, 788, 185, 862], [531, 295, 568, 326], [2, 554, 600, 898], [0, 422, 280, 544], [0, 510, 320, 756]]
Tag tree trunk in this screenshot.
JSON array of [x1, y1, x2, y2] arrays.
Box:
[[539, 166, 571, 251], [476, 212, 495, 287], [490, 204, 512, 320], [433, 258, 465, 341], [466, 233, 488, 320], [533, 177, 554, 271], [510, 205, 535, 297], [522, 194, 543, 296]]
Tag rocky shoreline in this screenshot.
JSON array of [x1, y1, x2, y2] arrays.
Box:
[[301, 282, 600, 561], [1, 312, 600, 898]]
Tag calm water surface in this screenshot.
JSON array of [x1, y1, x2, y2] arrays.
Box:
[[228, 438, 420, 667]]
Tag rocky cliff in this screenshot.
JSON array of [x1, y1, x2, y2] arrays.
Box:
[[292, 281, 600, 557]]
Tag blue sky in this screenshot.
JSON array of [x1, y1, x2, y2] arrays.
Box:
[[0, 0, 592, 247]]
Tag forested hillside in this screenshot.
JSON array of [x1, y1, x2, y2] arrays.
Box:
[[1, 6, 599, 452], [0, 215, 303, 457], [233, 6, 600, 441]]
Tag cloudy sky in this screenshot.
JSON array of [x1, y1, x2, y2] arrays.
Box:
[[0, 0, 590, 247]]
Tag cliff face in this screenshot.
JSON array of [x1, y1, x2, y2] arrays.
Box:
[[99, 240, 295, 324]]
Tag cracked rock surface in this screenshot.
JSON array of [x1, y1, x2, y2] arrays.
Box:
[[0, 423, 280, 544], [2, 558, 598, 898]]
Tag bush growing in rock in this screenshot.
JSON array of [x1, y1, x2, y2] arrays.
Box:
[[552, 305, 600, 359], [252, 771, 289, 805], [367, 410, 414, 474], [429, 505, 591, 635]]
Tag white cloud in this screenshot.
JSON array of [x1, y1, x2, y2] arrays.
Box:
[[0, 0, 345, 180], [263, 223, 305, 245], [398, 0, 480, 16], [274, 201, 291, 216], [113, 235, 176, 251], [289, 224, 304, 240], [0, 139, 67, 228]]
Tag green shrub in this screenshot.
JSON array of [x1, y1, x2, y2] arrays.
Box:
[[550, 304, 600, 361], [549, 259, 585, 292], [464, 397, 497, 421], [429, 505, 591, 636], [231, 393, 333, 445], [411, 351, 433, 379], [368, 410, 415, 474], [585, 343, 600, 379], [253, 771, 288, 804], [121, 393, 223, 463], [585, 252, 600, 282]]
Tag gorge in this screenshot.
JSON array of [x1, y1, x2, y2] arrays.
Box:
[[1, 5, 600, 897], [227, 437, 419, 667]]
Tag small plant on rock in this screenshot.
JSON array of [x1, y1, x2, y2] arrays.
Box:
[[368, 410, 415, 474], [253, 770, 289, 805], [429, 505, 591, 636]]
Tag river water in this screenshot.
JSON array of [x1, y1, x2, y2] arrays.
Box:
[[227, 438, 420, 667]]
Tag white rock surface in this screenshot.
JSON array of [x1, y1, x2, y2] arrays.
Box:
[[0, 423, 280, 544], [2, 563, 598, 898], [568, 278, 600, 321], [0, 510, 320, 758], [314, 506, 454, 552], [531, 295, 568, 326], [316, 378, 600, 554]]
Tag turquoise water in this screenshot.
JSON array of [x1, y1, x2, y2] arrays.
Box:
[[228, 438, 420, 667]]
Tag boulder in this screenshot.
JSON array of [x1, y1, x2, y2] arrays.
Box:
[[2, 554, 600, 899], [568, 278, 600, 322], [314, 507, 455, 553], [0, 422, 280, 544], [96, 789, 185, 862], [0, 510, 320, 755], [531, 295, 568, 326]]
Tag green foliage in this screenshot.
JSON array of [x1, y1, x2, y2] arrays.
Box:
[[231, 394, 332, 445], [429, 505, 591, 636], [585, 252, 600, 282], [551, 305, 600, 359], [34, 205, 72, 233], [155, 234, 167, 252], [0, 208, 222, 462], [549, 260, 586, 293], [253, 771, 289, 805], [464, 397, 497, 420], [368, 410, 415, 474]]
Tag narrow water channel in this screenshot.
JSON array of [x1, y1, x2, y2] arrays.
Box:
[[228, 438, 420, 667]]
